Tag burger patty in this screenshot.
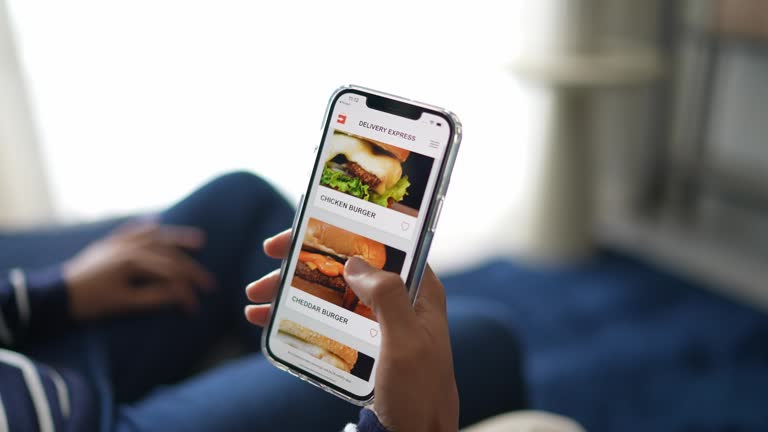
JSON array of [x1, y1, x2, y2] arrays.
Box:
[[345, 162, 381, 190], [295, 261, 349, 293]]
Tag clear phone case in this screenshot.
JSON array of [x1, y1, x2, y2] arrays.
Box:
[[260, 84, 462, 405]]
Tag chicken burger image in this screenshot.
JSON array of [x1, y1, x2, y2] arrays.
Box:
[[276, 320, 358, 373], [321, 132, 411, 208], [292, 218, 385, 321]]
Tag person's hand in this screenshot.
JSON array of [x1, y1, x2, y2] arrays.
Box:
[[245, 230, 459, 432], [63, 221, 216, 320]]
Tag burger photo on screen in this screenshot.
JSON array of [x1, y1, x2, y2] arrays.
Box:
[[292, 219, 385, 321], [276, 320, 358, 373], [321, 131, 411, 208]]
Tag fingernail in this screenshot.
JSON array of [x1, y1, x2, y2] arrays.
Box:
[[345, 256, 372, 277], [262, 236, 273, 250], [244, 305, 259, 321], [248, 272, 271, 289], [245, 280, 255, 292]]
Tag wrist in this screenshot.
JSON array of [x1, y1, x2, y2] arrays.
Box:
[[61, 261, 85, 320], [16, 265, 75, 336], [62, 260, 103, 321]]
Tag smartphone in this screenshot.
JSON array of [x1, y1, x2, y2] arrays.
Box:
[[262, 85, 461, 405]]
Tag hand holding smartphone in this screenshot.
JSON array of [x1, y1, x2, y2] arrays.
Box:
[[258, 85, 461, 404], [246, 232, 459, 431]]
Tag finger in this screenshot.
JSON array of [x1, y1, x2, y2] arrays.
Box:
[[141, 247, 216, 291], [412, 265, 450, 339], [413, 265, 447, 317], [263, 229, 292, 259], [129, 224, 204, 249], [122, 280, 199, 313], [112, 219, 160, 240], [129, 282, 178, 307], [165, 281, 200, 313], [244, 304, 272, 327], [153, 225, 206, 250], [344, 257, 414, 336], [154, 277, 200, 313], [166, 249, 216, 290], [133, 253, 201, 312], [246, 269, 281, 303]]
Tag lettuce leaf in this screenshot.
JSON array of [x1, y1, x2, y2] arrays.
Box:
[[320, 166, 370, 201], [370, 175, 410, 207], [320, 164, 410, 207]]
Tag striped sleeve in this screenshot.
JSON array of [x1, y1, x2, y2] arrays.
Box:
[[0, 349, 55, 432], [0, 267, 72, 348], [0, 349, 99, 432], [346, 409, 389, 432]]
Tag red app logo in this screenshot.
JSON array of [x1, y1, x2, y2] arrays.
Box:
[[337, 114, 347, 124]]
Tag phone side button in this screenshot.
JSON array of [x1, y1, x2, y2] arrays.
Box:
[[291, 194, 304, 233], [429, 196, 444, 232]]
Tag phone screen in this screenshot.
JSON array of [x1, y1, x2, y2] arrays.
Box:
[[265, 88, 454, 401]]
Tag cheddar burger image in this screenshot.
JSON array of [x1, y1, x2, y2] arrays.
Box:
[[321, 131, 411, 208], [276, 320, 358, 373], [292, 219, 385, 321]]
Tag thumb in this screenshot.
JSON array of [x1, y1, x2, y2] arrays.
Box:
[[344, 257, 414, 336]]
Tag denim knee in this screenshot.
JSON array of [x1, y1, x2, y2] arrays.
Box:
[[205, 171, 274, 198], [446, 296, 528, 424], [447, 296, 524, 358]]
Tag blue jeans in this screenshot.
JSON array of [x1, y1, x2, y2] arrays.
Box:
[[1, 172, 526, 431]]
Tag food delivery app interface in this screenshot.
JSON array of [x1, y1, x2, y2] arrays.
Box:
[[268, 91, 451, 397]]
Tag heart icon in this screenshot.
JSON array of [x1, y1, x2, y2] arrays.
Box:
[[369, 328, 379, 338], [400, 222, 410, 231]]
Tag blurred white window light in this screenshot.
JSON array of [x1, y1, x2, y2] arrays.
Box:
[[8, 0, 534, 270]]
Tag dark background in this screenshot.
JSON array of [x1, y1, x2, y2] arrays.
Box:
[[398, 150, 434, 212], [382, 245, 405, 274], [350, 350, 375, 381]]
